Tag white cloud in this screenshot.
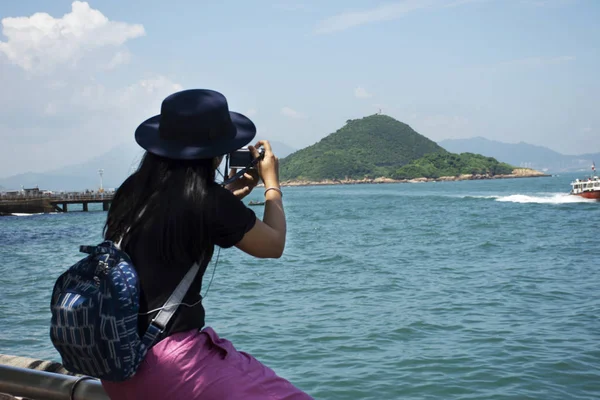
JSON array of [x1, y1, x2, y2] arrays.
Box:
[[0, 70, 181, 138], [314, 0, 481, 34], [105, 50, 132, 70], [245, 108, 258, 117], [116, 76, 183, 107], [0, 3, 180, 177], [44, 102, 59, 116], [281, 107, 305, 119], [354, 86, 373, 98], [0, 1, 145, 73], [0, 71, 182, 177], [46, 80, 68, 90]]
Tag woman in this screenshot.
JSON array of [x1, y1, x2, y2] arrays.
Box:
[[101, 89, 312, 399]]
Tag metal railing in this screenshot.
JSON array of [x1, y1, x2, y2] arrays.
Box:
[[0, 364, 109, 400], [0, 193, 114, 202]]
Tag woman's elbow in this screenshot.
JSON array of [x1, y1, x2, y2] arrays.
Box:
[[235, 228, 286, 259], [265, 241, 285, 259], [272, 246, 284, 259]]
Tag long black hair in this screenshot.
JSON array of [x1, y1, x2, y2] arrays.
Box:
[[104, 152, 217, 265]]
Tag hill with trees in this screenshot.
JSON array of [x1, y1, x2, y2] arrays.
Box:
[[392, 152, 514, 179], [280, 115, 447, 180], [280, 114, 519, 181]]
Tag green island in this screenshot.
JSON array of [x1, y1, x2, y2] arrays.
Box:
[[279, 114, 547, 186]]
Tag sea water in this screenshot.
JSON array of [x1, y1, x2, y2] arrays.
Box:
[[1, 173, 598, 399]]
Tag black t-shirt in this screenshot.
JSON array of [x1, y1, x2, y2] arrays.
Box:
[[123, 184, 256, 341]]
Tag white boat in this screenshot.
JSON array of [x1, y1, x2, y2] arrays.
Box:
[[570, 162, 600, 200]]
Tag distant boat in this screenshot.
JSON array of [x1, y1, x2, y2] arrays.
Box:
[[570, 162, 600, 200], [248, 200, 265, 206]]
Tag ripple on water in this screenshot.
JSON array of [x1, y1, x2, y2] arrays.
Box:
[[2, 180, 600, 399]]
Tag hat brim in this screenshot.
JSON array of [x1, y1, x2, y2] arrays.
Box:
[[135, 112, 256, 160]]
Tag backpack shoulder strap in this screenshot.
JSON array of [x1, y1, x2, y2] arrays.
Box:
[[141, 262, 201, 348]]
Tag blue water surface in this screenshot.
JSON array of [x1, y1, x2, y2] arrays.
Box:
[[1, 173, 598, 399]]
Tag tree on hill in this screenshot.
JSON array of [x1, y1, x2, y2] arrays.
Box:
[[392, 152, 514, 179], [280, 114, 447, 180]]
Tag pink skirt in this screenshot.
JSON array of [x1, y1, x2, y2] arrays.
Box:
[[101, 327, 313, 400]]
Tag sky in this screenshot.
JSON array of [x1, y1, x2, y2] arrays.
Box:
[[0, 0, 598, 178]]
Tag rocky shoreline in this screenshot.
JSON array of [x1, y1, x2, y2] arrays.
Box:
[[279, 169, 551, 187]]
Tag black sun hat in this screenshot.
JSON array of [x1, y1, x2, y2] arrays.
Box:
[[135, 89, 256, 160]]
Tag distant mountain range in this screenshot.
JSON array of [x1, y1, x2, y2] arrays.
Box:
[[4, 132, 595, 191], [438, 137, 599, 173], [0, 141, 144, 192], [0, 139, 296, 192]]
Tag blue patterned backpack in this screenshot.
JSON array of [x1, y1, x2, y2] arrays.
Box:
[[49, 240, 199, 381]]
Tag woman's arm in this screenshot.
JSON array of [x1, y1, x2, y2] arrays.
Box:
[[235, 140, 286, 258]]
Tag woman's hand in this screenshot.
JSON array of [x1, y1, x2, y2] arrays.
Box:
[[249, 140, 279, 188], [225, 168, 259, 199], [237, 140, 286, 258]]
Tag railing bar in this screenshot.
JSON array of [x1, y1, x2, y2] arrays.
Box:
[[0, 364, 109, 400]]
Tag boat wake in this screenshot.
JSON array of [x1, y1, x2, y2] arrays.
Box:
[[9, 212, 47, 217], [471, 193, 597, 204]]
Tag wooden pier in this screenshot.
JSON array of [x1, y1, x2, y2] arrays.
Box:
[[50, 196, 113, 212], [0, 193, 114, 215]]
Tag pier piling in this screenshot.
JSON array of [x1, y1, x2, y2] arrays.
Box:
[[0, 193, 114, 215]]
